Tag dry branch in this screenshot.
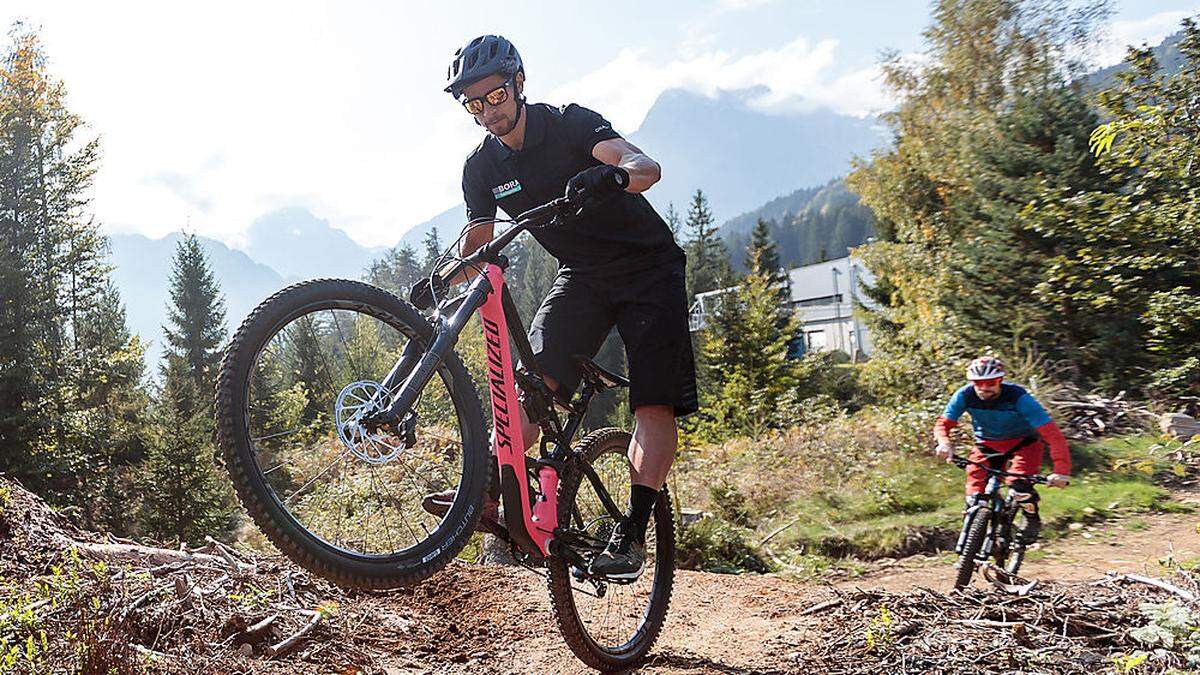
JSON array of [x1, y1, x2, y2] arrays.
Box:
[[267, 609, 323, 657]]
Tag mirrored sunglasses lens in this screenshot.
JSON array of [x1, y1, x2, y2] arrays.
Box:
[[485, 87, 508, 105], [464, 99, 484, 114]]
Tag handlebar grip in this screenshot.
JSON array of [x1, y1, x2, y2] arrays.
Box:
[[518, 197, 579, 227]]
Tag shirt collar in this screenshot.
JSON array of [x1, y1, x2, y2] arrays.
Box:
[[490, 103, 545, 161]]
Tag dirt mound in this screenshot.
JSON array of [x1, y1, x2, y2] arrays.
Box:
[[3, 476, 1200, 673], [0, 476, 535, 673]]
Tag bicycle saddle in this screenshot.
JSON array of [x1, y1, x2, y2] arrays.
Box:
[[571, 355, 630, 390]]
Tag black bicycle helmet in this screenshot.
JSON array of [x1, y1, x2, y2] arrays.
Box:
[[445, 35, 523, 96]]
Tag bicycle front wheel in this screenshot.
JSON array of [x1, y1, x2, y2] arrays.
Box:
[[955, 508, 990, 589], [547, 428, 675, 672], [215, 279, 488, 589]]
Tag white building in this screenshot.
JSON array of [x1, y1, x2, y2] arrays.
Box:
[[688, 255, 875, 360]]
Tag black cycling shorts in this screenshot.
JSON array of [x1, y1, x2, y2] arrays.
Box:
[[527, 263, 698, 417]]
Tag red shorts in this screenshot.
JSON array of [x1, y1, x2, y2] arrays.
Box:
[[965, 438, 1044, 495]]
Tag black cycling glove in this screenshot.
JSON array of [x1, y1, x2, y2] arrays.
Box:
[[565, 165, 629, 209]]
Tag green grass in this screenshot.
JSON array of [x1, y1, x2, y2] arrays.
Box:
[[673, 430, 1189, 576]]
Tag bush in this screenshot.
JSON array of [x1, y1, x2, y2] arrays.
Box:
[[708, 479, 751, 526], [675, 517, 769, 573]]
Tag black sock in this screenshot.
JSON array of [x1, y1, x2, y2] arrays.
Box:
[[626, 484, 659, 544]]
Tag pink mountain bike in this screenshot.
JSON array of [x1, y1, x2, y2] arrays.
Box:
[[215, 197, 674, 670]]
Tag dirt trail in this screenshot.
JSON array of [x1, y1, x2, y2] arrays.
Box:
[[372, 499, 1200, 673], [6, 476, 1200, 674], [835, 508, 1200, 594]]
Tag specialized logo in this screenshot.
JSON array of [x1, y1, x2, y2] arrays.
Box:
[[492, 179, 522, 199], [483, 316, 514, 453]]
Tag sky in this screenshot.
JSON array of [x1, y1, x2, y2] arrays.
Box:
[[3, 0, 1197, 248]]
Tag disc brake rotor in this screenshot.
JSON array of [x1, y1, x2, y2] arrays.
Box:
[[335, 381, 406, 464]]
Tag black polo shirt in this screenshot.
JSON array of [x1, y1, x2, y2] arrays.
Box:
[[462, 102, 684, 280]]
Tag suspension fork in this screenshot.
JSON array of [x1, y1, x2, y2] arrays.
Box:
[[956, 476, 1002, 557], [375, 274, 493, 420]]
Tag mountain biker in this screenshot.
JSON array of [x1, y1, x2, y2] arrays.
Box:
[[418, 35, 696, 580], [933, 356, 1071, 544]]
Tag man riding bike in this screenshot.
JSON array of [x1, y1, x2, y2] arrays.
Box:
[[418, 35, 696, 580], [933, 356, 1071, 545]]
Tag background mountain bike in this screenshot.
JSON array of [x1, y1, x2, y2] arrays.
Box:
[[950, 451, 1046, 589], [214, 196, 673, 671]]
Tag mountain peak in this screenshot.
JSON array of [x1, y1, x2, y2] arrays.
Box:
[[629, 87, 883, 223], [241, 207, 386, 282]]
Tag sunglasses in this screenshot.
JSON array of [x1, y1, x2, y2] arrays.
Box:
[[973, 377, 1003, 386], [460, 76, 515, 115]]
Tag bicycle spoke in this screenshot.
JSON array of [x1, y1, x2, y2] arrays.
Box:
[[367, 464, 404, 553], [285, 452, 349, 506], [329, 309, 361, 382], [252, 427, 305, 443]]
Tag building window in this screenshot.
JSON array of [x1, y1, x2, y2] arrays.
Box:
[[806, 330, 827, 351]]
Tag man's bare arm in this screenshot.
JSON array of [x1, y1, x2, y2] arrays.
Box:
[[592, 138, 661, 193], [440, 219, 495, 285]]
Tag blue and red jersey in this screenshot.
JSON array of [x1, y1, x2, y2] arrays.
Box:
[[934, 383, 1071, 476]]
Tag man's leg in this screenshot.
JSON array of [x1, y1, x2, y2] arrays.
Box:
[[1007, 441, 1045, 544], [628, 404, 677, 489], [964, 446, 989, 500], [591, 265, 694, 579], [624, 404, 677, 542]]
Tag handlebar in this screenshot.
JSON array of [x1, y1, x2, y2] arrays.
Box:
[[438, 197, 579, 285], [949, 454, 1048, 484]]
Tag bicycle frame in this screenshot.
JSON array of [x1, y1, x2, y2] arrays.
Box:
[[364, 200, 627, 561], [953, 453, 1045, 561], [477, 262, 559, 556]]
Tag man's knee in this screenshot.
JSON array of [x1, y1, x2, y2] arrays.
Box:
[[634, 404, 675, 426], [1009, 479, 1039, 514]]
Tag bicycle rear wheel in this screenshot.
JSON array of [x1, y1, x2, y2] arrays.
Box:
[[215, 279, 488, 589], [547, 428, 675, 672], [995, 506, 1028, 578]]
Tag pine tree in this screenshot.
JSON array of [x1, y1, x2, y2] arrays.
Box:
[[695, 269, 801, 440], [289, 313, 335, 425], [142, 233, 236, 541], [945, 85, 1114, 382], [508, 236, 559, 320], [365, 243, 421, 295], [161, 234, 227, 415], [664, 202, 681, 238], [422, 226, 443, 274], [139, 375, 235, 544], [846, 0, 1114, 399], [0, 25, 150, 528], [1030, 19, 1200, 396], [70, 279, 150, 533], [747, 218, 789, 305], [683, 190, 731, 299]]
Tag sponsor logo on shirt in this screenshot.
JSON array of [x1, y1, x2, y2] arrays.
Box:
[[492, 179, 522, 199], [594, 125, 609, 133]]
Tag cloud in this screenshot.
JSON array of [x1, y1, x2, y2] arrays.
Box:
[[546, 37, 891, 134], [715, 0, 774, 12], [1094, 9, 1197, 67], [142, 154, 225, 214]]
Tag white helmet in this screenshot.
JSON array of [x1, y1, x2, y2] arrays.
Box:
[[966, 356, 1005, 381]]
